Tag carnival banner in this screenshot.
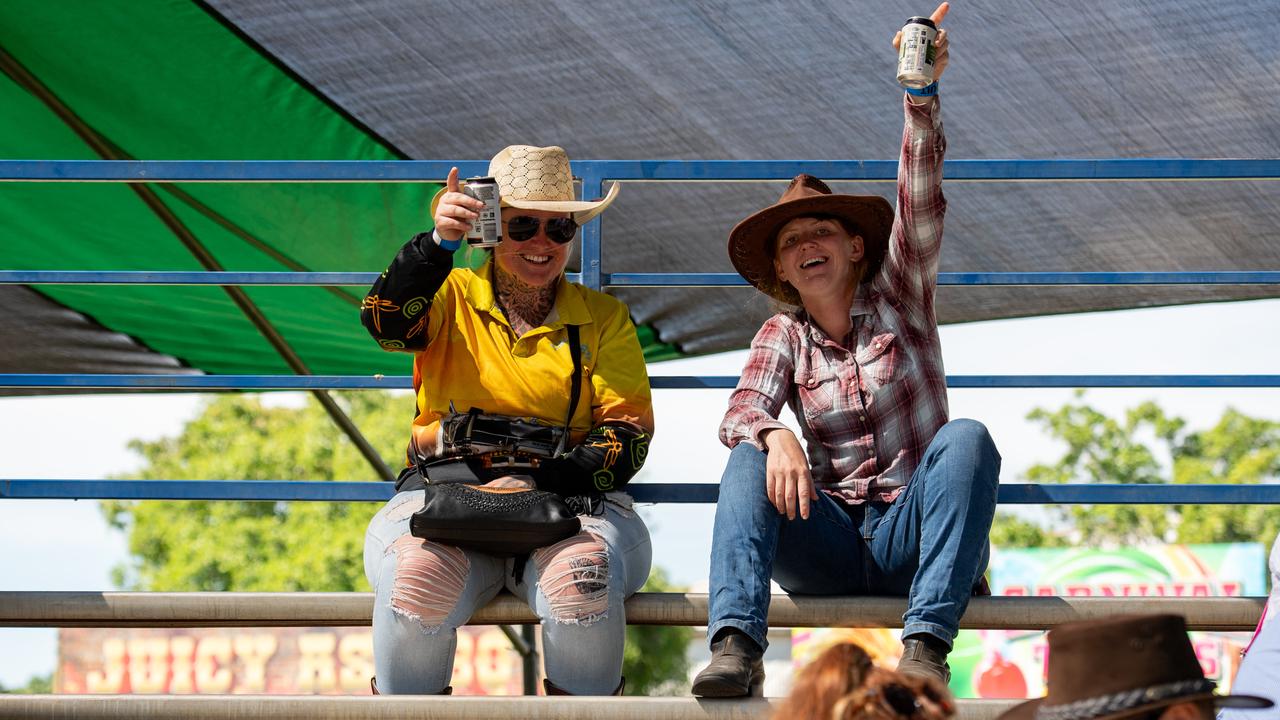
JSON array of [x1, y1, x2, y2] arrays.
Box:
[[791, 543, 1265, 698]]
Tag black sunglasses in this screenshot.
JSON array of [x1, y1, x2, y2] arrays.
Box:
[[505, 215, 578, 244]]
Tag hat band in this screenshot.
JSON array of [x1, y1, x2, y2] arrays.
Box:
[[1035, 679, 1217, 720]]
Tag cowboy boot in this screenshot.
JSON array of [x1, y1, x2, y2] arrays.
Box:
[[543, 677, 625, 695], [691, 629, 765, 698], [896, 635, 951, 683], [370, 678, 452, 695]]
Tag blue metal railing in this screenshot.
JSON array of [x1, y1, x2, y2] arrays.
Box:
[[2, 374, 1279, 390], [5, 479, 1280, 505], [5, 158, 1280, 183], [3, 270, 1280, 287], [3, 157, 1277, 505]]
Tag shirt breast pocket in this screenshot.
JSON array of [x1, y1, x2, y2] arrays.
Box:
[[795, 364, 843, 421], [857, 332, 901, 389]]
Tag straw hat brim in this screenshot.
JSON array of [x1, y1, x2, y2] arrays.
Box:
[[727, 193, 894, 305], [429, 181, 620, 228], [997, 691, 1273, 720]]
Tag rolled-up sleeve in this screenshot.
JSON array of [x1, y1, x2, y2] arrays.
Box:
[[875, 95, 947, 333], [719, 316, 794, 451]]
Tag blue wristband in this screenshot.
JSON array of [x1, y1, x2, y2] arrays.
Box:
[[433, 230, 462, 252], [905, 81, 938, 97]]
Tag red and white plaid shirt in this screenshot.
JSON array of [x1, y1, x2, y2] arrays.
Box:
[[719, 96, 948, 505]]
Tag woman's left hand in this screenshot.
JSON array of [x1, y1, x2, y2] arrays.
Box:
[[893, 2, 951, 81]]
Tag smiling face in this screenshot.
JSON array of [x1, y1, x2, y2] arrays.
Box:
[[493, 208, 573, 289], [772, 216, 865, 305]]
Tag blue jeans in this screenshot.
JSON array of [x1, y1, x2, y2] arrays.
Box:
[[365, 490, 651, 694], [707, 418, 1000, 650]]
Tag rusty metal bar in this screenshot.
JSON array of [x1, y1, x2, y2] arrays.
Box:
[[0, 592, 1263, 632], [0, 695, 1019, 720]]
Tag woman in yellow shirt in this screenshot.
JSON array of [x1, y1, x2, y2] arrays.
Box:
[[360, 145, 654, 696]]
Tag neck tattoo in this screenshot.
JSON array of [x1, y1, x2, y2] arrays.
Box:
[[494, 264, 557, 336]]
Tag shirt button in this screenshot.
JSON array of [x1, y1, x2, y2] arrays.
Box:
[[860, 415, 867, 422], [874, 342, 882, 350]]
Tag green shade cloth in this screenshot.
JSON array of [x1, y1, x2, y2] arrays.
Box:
[[0, 0, 678, 382]]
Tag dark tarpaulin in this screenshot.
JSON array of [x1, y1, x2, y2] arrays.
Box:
[[0, 286, 198, 396]]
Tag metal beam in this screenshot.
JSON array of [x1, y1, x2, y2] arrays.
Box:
[[6, 480, 1280, 505], [0, 592, 1262, 631], [4, 374, 1280, 390], [6, 270, 1280, 287], [0, 696, 1020, 720], [2, 157, 1278, 182]]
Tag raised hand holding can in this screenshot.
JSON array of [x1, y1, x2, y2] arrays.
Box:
[[897, 16, 939, 88], [461, 177, 502, 248], [894, 2, 951, 89]]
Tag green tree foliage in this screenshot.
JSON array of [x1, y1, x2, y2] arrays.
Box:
[[0, 674, 52, 694], [103, 392, 408, 591], [991, 394, 1280, 548], [624, 567, 693, 696], [104, 391, 690, 690]]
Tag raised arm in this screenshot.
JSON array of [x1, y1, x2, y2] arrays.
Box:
[[876, 3, 950, 332], [360, 166, 482, 351]]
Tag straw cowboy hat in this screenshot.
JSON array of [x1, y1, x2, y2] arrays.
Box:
[[727, 174, 894, 305], [998, 615, 1272, 720], [431, 145, 620, 225]]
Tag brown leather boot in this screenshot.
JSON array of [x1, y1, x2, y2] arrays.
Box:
[[691, 630, 765, 698], [543, 677, 625, 695], [369, 678, 452, 695], [896, 635, 951, 683]]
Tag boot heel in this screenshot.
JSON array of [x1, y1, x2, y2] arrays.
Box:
[[749, 679, 765, 697]]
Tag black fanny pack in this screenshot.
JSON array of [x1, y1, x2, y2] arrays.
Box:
[[409, 325, 584, 557], [439, 408, 568, 464]]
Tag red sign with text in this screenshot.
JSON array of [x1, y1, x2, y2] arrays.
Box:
[[57, 626, 524, 695]]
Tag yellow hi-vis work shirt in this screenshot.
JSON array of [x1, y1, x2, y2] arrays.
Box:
[[406, 259, 654, 463]]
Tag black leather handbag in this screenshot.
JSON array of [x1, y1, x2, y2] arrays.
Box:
[[409, 483, 580, 557], [408, 325, 584, 556]]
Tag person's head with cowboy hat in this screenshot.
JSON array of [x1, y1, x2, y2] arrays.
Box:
[[431, 145, 619, 293], [727, 174, 894, 311], [998, 614, 1272, 720]]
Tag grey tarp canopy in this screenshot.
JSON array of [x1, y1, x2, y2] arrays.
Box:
[[4, 0, 1278, 376], [200, 0, 1280, 354]]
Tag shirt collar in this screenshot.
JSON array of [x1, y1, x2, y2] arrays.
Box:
[[465, 256, 499, 313], [798, 284, 872, 345], [465, 256, 592, 329], [849, 283, 872, 318]]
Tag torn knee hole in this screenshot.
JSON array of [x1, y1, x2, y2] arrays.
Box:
[[388, 536, 469, 627], [533, 535, 610, 621]]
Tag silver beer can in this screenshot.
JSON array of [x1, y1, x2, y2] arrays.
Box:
[[896, 16, 939, 89], [462, 176, 502, 248]]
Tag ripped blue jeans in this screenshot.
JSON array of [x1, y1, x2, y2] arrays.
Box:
[[364, 489, 651, 694]]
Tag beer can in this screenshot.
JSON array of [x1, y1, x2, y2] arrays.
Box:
[[462, 176, 502, 247], [896, 16, 938, 89]]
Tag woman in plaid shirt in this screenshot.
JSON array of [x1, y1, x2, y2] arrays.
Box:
[[693, 3, 1001, 695]]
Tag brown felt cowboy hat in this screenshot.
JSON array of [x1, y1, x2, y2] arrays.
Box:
[[727, 174, 894, 305], [430, 145, 620, 225], [998, 615, 1272, 720]]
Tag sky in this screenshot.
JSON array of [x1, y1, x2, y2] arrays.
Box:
[[1, 297, 1278, 688]]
